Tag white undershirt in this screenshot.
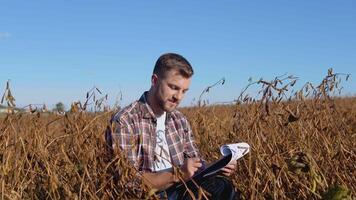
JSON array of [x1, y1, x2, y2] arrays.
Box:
[[153, 112, 172, 172]]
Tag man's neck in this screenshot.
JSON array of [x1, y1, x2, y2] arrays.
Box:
[[146, 90, 164, 117]]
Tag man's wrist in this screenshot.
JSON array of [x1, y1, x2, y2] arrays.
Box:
[[172, 167, 181, 183], [172, 174, 180, 183]]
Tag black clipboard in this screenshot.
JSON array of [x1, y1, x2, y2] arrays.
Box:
[[166, 152, 232, 193]]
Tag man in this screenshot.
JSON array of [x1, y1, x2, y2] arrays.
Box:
[[108, 53, 238, 199]]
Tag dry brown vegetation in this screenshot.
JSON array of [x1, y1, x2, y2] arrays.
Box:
[[0, 69, 355, 199]]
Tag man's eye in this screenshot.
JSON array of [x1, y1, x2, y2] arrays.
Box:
[[170, 85, 178, 90]]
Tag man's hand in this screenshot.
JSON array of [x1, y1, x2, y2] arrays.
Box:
[[180, 158, 202, 181], [221, 159, 237, 176]]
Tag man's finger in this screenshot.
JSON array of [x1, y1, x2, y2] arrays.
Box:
[[192, 161, 202, 168], [223, 163, 236, 170], [230, 160, 237, 165], [186, 158, 202, 171], [222, 172, 230, 176], [221, 167, 232, 173]]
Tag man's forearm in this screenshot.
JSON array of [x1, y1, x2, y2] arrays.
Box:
[[142, 171, 178, 191]]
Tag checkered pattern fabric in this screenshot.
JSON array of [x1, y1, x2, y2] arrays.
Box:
[[109, 92, 200, 172]]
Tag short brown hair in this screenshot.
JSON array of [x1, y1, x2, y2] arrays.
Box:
[[153, 53, 194, 78]]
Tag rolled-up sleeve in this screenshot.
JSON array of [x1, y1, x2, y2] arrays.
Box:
[[182, 118, 200, 158]]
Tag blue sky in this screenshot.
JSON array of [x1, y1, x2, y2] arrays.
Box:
[[0, 1, 355, 109]]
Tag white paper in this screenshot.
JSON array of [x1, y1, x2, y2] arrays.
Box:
[[202, 142, 250, 177], [220, 142, 250, 165]]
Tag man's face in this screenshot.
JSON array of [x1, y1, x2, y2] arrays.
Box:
[[152, 70, 191, 112]]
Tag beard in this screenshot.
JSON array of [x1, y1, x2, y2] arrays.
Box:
[[158, 98, 177, 112], [155, 93, 178, 113], [164, 100, 178, 112]]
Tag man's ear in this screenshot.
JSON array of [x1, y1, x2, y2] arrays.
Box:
[[151, 74, 159, 86]]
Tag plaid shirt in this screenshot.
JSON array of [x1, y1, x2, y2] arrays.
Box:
[[109, 92, 200, 172]]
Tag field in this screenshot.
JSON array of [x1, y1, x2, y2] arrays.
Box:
[[0, 71, 355, 199]]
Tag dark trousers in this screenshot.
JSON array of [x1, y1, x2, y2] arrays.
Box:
[[159, 175, 239, 200]]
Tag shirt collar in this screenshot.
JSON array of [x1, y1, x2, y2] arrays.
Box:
[[139, 91, 172, 120]]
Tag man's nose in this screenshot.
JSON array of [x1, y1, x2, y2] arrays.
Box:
[[173, 91, 184, 101]]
